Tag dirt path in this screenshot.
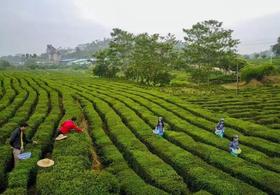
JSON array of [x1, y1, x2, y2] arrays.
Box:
[[79, 114, 103, 171]]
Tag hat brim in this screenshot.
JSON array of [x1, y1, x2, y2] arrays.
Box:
[[37, 158, 54, 168], [55, 134, 68, 141]]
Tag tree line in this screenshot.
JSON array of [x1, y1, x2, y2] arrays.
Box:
[[93, 20, 248, 85]]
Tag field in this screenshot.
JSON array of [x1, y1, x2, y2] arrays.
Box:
[[184, 86, 280, 130], [0, 71, 280, 195]]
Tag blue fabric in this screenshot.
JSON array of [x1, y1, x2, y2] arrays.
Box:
[[18, 152, 32, 160], [215, 122, 224, 138], [215, 129, 224, 138], [153, 123, 164, 136], [157, 121, 164, 129], [230, 148, 241, 157], [229, 140, 241, 157], [230, 151, 238, 157], [154, 121, 164, 136], [216, 122, 224, 131], [229, 141, 239, 150]]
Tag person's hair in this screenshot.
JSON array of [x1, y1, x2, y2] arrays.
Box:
[[233, 135, 239, 139], [20, 122, 29, 128], [71, 117, 77, 121]]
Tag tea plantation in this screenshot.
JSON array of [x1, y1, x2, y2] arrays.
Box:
[[185, 87, 280, 130], [0, 71, 279, 195]]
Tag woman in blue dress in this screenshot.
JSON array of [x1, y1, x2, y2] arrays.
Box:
[[153, 117, 164, 136], [215, 118, 225, 138], [229, 135, 242, 157]]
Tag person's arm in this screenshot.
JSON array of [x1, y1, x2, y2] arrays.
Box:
[[9, 129, 18, 146], [216, 123, 219, 129], [229, 141, 233, 150], [71, 122, 83, 132], [59, 121, 66, 129], [23, 134, 32, 144]]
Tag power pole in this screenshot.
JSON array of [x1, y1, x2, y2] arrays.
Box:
[[270, 46, 273, 65], [236, 63, 239, 95]]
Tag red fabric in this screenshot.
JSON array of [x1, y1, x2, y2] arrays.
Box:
[[59, 120, 82, 134]]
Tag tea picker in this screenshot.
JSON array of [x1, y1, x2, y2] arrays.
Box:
[[229, 135, 242, 157], [55, 117, 83, 140], [9, 122, 38, 165], [214, 118, 225, 138], [153, 117, 164, 136]]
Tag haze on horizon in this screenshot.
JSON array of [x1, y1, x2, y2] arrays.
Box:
[[1, 0, 280, 56]]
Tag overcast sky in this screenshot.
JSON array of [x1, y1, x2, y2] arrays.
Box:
[[1, 0, 280, 56]]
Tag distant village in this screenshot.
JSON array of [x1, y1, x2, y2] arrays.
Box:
[[45, 44, 95, 66], [0, 39, 110, 67]]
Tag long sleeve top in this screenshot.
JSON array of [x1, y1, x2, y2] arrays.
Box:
[[229, 140, 239, 150], [216, 122, 224, 131], [10, 128, 32, 149], [157, 121, 164, 128], [59, 120, 82, 134]]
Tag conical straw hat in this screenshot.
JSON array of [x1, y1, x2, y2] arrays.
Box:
[[37, 158, 54, 168], [55, 134, 67, 141]]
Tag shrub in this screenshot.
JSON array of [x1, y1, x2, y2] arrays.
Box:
[[2, 187, 26, 195], [0, 60, 12, 70], [241, 64, 276, 82], [90, 81, 280, 173], [78, 97, 168, 195], [5, 81, 61, 192], [37, 170, 119, 195], [153, 71, 173, 86], [209, 73, 235, 84], [79, 86, 267, 194], [0, 146, 13, 192]]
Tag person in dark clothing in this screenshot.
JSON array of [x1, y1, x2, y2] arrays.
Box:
[[9, 122, 37, 165]]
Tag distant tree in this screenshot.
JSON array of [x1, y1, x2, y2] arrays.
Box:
[[272, 37, 280, 56], [75, 47, 81, 53], [93, 49, 109, 77], [253, 53, 260, 59], [218, 54, 248, 72], [172, 50, 188, 70], [183, 20, 240, 83], [261, 54, 267, 59], [92, 29, 134, 78], [24, 58, 38, 69], [109, 28, 134, 72], [0, 60, 12, 69], [92, 29, 176, 85], [93, 49, 118, 78], [164, 33, 181, 69], [129, 33, 175, 85]]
